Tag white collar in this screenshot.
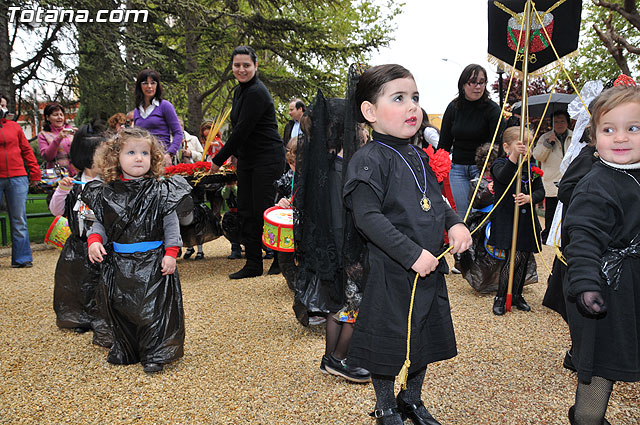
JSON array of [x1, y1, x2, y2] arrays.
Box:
[[601, 158, 640, 170], [138, 98, 160, 119]]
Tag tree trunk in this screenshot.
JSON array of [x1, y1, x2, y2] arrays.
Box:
[[185, 16, 203, 136], [0, 3, 14, 108]]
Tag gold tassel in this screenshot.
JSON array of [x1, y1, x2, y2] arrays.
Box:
[[397, 359, 411, 390]]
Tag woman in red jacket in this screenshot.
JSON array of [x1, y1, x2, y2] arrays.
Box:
[[0, 94, 42, 267]]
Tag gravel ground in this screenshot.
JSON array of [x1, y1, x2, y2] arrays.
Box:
[[0, 238, 638, 424]]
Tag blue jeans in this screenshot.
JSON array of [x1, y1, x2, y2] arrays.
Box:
[[0, 176, 33, 265], [449, 163, 480, 220]]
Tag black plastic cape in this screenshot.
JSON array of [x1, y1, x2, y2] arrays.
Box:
[[53, 174, 113, 347], [82, 176, 191, 366]]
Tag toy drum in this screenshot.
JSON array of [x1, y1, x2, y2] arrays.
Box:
[[45, 216, 72, 250], [263, 206, 294, 252]]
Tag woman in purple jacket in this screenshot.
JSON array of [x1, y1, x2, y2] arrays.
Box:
[[133, 69, 183, 166]]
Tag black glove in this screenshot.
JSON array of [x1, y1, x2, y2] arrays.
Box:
[[577, 291, 607, 316]]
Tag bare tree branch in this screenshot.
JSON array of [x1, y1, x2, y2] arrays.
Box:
[[11, 23, 63, 75], [612, 31, 640, 54], [593, 0, 640, 31]]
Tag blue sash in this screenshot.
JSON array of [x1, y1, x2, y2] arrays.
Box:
[[112, 240, 162, 253]]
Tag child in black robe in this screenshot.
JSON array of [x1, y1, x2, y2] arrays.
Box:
[[489, 126, 544, 315], [563, 84, 640, 424], [84, 127, 191, 374], [344, 64, 472, 425]]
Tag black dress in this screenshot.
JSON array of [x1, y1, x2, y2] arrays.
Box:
[[83, 176, 191, 366], [53, 174, 112, 348], [344, 132, 462, 376], [563, 161, 640, 383], [488, 157, 544, 252]]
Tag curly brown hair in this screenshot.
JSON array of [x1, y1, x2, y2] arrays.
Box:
[[95, 127, 166, 182]]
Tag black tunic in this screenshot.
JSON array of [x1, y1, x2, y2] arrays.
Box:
[[563, 161, 640, 383], [344, 132, 462, 376], [53, 175, 112, 348], [83, 176, 191, 366], [489, 158, 545, 252]]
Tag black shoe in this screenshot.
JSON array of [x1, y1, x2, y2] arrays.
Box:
[[11, 262, 33, 268], [563, 349, 577, 372], [264, 251, 274, 259], [512, 295, 531, 311], [229, 266, 262, 279], [397, 393, 442, 425], [73, 327, 90, 334], [183, 248, 195, 259], [227, 250, 242, 259], [320, 355, 330, 375], [369, 408, 404, 425], [194, 252, 204, 260], [492, 296, 506, 315], [142, 363, 163, 373], [324, 354, 371, 383]]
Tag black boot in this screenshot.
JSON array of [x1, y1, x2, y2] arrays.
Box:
[[397, 393, 442, 425], [229, 263, 262, 279], [369, 408, 404, 425], [492, 296, 506, 315]]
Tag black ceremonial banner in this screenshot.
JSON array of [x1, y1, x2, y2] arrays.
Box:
[[488, 0, 582, 73]]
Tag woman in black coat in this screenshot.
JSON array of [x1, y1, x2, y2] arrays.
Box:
[[210, 46, 285, 279]]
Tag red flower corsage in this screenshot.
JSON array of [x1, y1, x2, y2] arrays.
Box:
[[423, 145, 451, 183], [531, 165, 544, 179]]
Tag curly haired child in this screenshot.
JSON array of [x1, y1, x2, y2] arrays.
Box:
[[83, 127, 191, 373]]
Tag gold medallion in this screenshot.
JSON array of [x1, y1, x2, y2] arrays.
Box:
[[420, 195, 431, 212]]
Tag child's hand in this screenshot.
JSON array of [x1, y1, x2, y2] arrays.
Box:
[[487, 181, 494, 193], [88, 242, 106, 263], [58, 176, 74, 188], [277, 197, 291, 208], [447, 223, 472, 254], [411, 249, 439, 277], [508, 140, 528, 163], [161, 255, 177, 276], [513, 193, 531, 206]]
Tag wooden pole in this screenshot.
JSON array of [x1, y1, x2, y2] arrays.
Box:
[[506, 0, 532, 312]]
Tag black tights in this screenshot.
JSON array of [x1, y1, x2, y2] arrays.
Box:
[[325, 317, 354, 359], [371, 367, 427, 409], [573, 376, 614, 424], [497, 250, 530, 298]]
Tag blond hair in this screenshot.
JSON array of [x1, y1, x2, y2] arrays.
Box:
[[590, 85, 640, 133], [502, 126, 533, 147], [95, 127, 166, 182]]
